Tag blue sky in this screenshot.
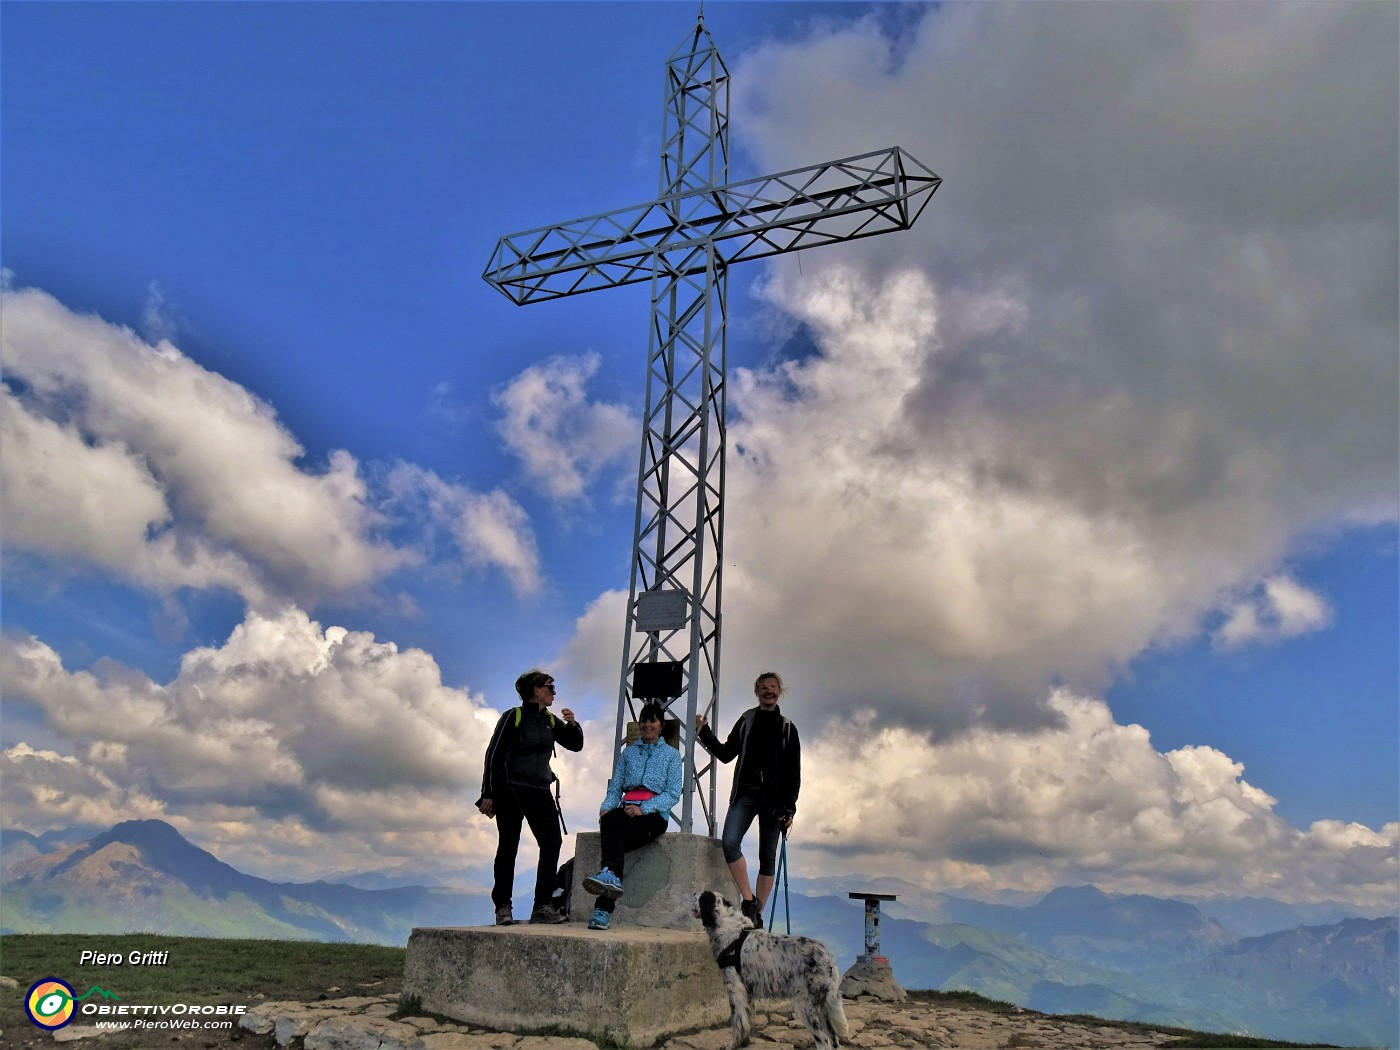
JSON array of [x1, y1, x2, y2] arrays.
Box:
[[2, 1, 1396, 907]]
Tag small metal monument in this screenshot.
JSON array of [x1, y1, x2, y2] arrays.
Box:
[[484, 15, 940, 835], [841, 891, 907, 1001]]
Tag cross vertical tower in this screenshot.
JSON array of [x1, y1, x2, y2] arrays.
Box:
[[611, 21, 731, 833], [484, 16, 939, 834]]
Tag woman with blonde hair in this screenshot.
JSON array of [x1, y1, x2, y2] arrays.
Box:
[[696, 671, 801, 928]]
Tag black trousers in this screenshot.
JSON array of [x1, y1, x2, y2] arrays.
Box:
[[595, 807, 666, 914], [492, 784, 562, 912]]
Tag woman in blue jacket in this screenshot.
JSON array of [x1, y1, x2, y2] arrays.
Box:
[[581, 702, 683, 930]]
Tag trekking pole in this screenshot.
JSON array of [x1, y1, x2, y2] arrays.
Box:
[[780, 829, 791, 933], [553, 778, 569, 836], [766, 829, 792, 934]]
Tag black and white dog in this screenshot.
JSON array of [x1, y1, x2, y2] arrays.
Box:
[[693, 890, 848, 1049]]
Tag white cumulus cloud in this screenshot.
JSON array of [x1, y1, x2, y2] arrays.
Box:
[[493, 352, 637, 501], [0, 607, 627, 880], [0, 286, 414, 608], [1, 743, 168, 831], [787, 691, 1397, 906], [1, 285, 546, 607], [0, 609, 525, 877], [702, 0, 1397, 733], [1215, 574, 1334, 649], [385, 464, 541, 595]]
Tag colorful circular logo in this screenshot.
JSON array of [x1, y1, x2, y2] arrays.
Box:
[[25, 978, 76, 1030]]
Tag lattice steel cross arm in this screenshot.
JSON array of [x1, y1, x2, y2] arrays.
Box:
[[483, 147, 941, 305]]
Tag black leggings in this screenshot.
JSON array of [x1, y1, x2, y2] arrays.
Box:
[[492, 784, 562, 911], [722, 791, 782, 875], [595, 807, 667, 913]]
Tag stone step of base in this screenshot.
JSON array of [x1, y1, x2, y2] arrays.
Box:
[[405, 924, 728, 1048]]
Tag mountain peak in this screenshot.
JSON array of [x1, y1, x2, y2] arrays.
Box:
[[87, 819, 247, 895], [92, 819, 204, 857], [1039, 884, 1111, 905], [104, 818, 183, 840]]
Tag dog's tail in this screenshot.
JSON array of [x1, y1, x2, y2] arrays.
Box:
[[825, 966, 849, 1041]]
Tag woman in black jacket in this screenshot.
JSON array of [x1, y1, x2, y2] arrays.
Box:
[[696, 670, 801, 928], [477, 668, 583, 925]]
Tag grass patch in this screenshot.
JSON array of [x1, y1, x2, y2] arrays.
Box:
[[0, 933, 404, 1048], [1156, 1039, 1344, 1049], [906, 987, 1022, 1013]]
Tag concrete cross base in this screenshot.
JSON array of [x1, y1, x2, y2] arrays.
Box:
[[840, 957, 907, 1001], [569, 830, 735, 930], [403, 923, 728, 1047]]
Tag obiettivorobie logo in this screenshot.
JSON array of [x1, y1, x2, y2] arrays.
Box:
[[22, 977, 246, 1032], [24, 978, 120, 1030]]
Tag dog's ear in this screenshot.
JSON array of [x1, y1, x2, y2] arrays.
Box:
[[698, 890, 717, 928]]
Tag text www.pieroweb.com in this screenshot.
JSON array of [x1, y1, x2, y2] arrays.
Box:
[[87, 1002, 244, 1031]]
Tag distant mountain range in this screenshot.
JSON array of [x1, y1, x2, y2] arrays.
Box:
[[308, 858, 491, 892], [782, 882, 1396, 1048], [2, 822, 1395, 1047], [0, 820, 496, 942]]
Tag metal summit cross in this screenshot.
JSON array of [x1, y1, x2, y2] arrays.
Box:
[[484, 16, 939, 834]]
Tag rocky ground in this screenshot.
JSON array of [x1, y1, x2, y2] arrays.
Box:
[[39, 991, 1208, 1049]]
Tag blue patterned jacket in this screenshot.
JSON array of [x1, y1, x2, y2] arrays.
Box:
[[600, 738, 684, 821]]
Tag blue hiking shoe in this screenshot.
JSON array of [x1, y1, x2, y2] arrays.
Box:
[[582, 867, 624, 900], [587, 907, 610, 930]]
